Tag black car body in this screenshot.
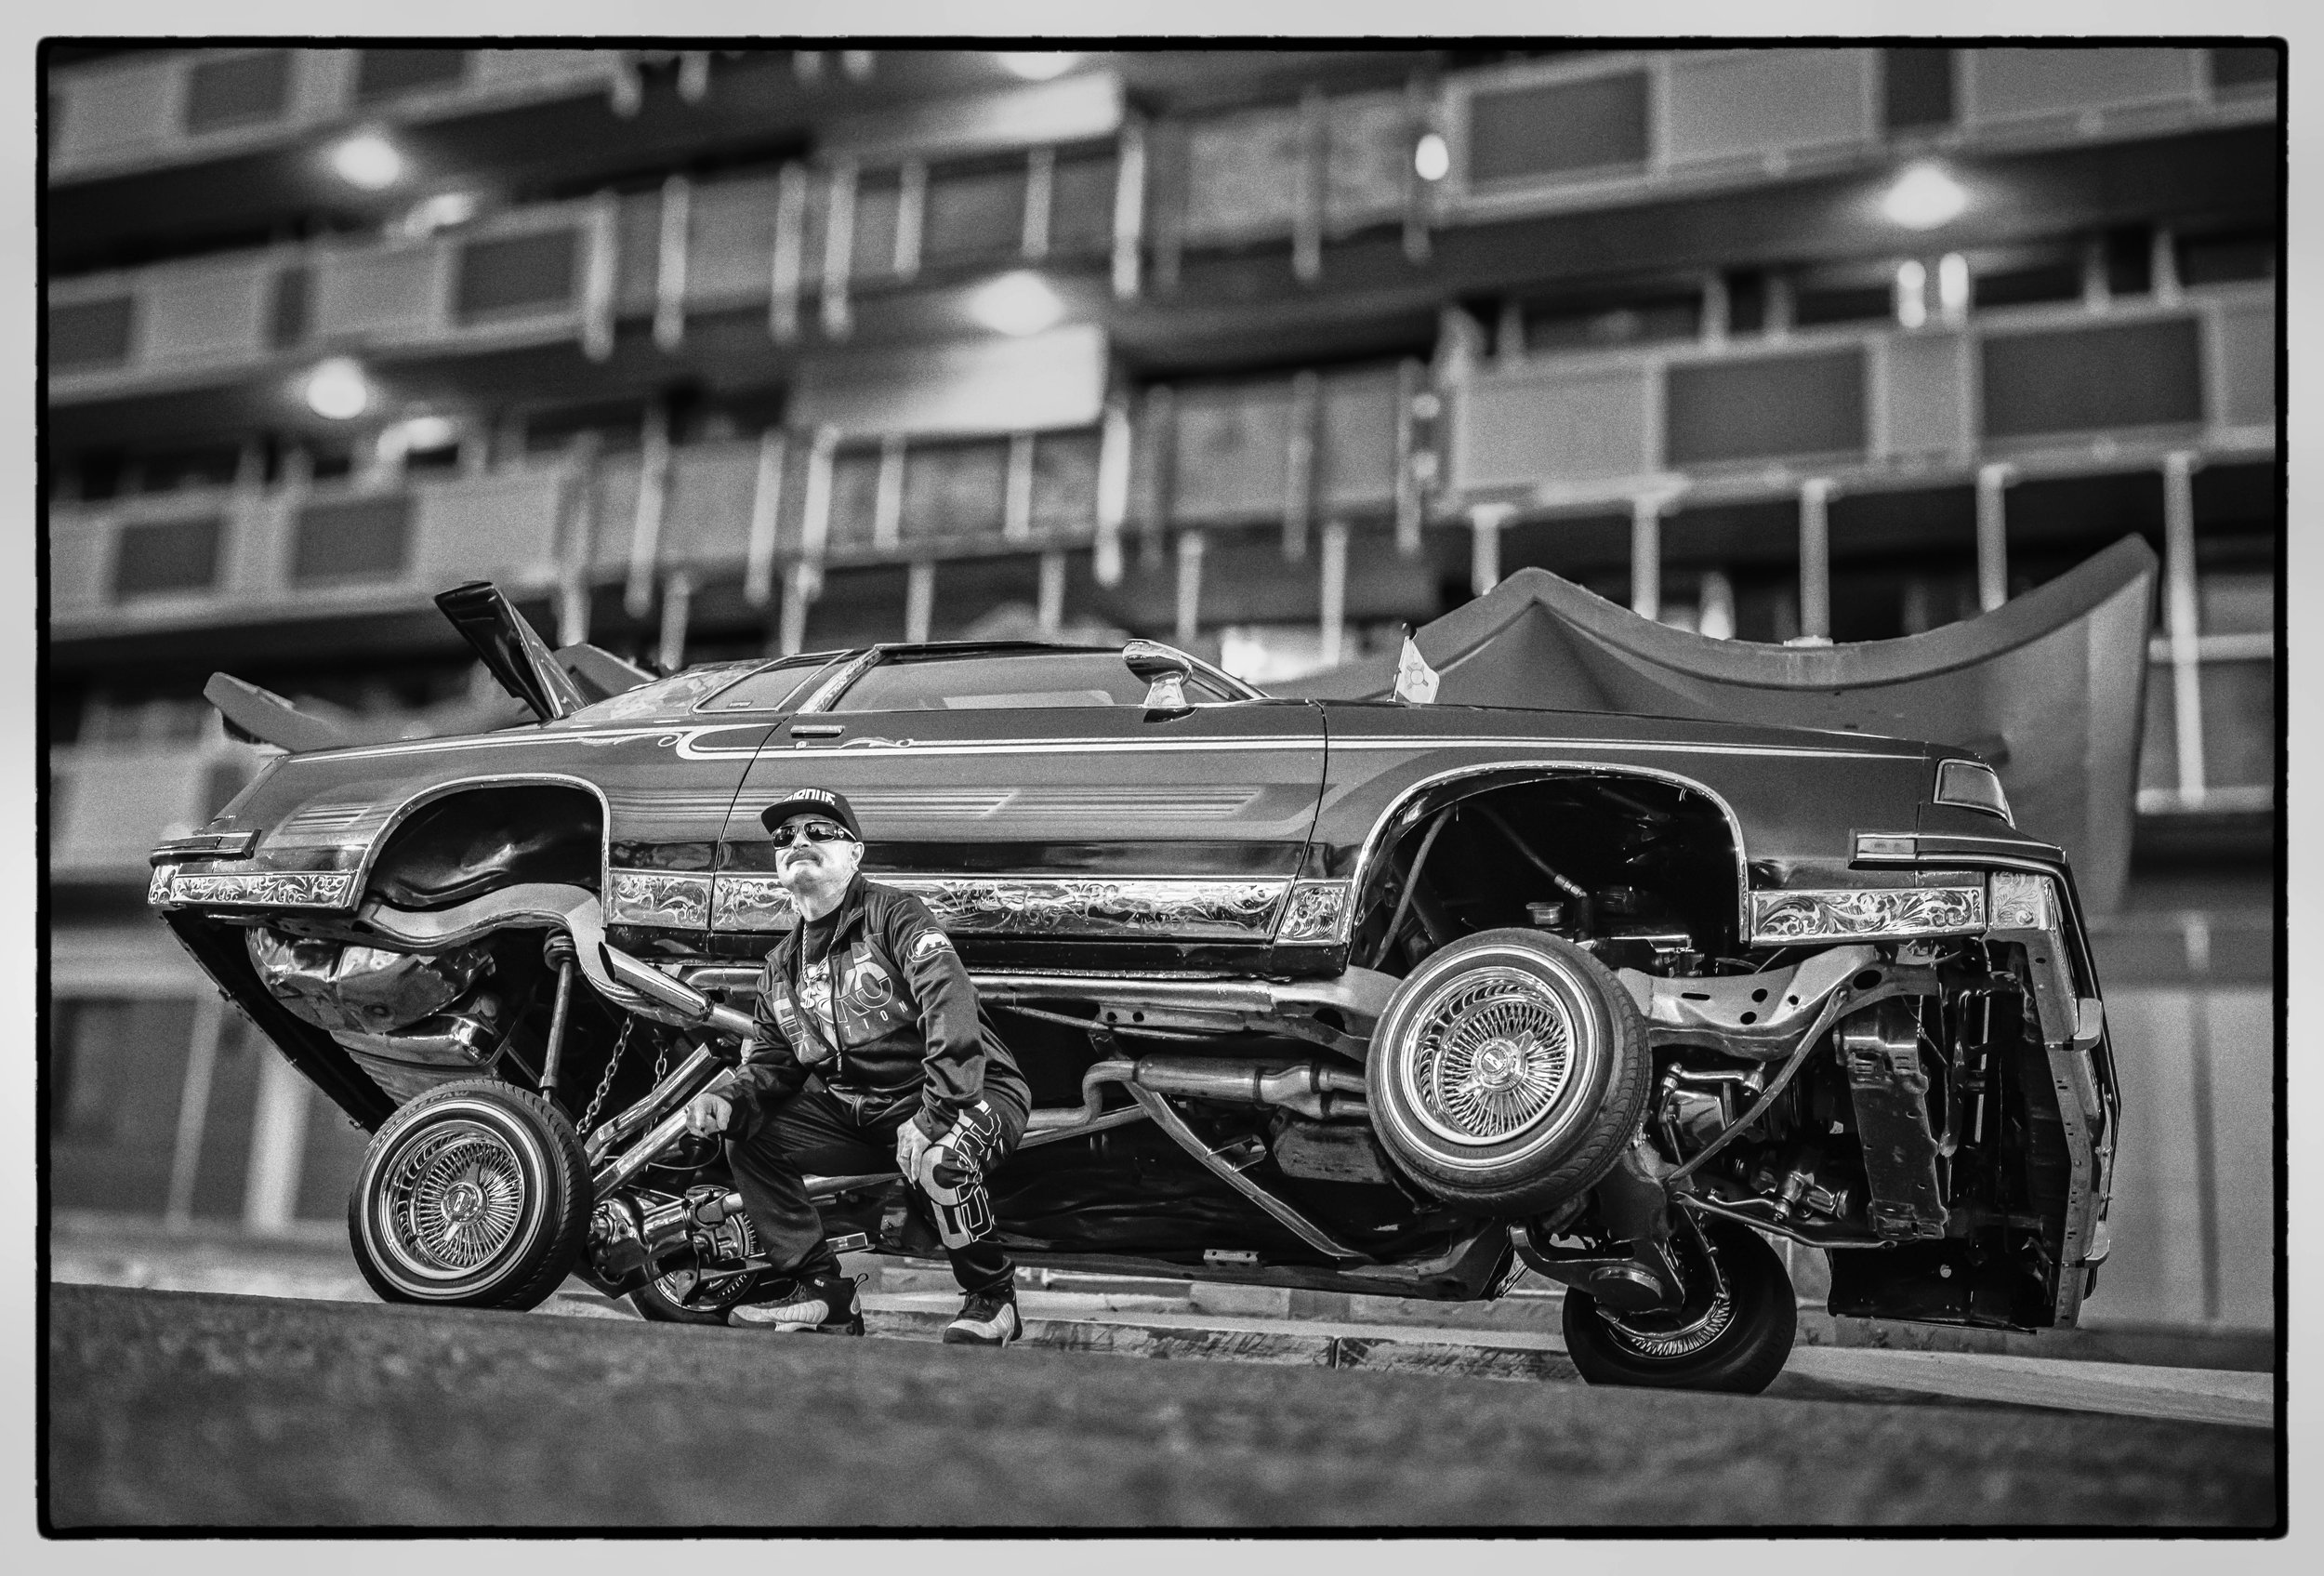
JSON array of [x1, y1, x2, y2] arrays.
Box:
[[150, 584, 2118, 1390]]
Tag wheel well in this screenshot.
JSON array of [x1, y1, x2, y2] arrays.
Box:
[[1349, 773, 1744, 974], [365, 784, 603, 911]]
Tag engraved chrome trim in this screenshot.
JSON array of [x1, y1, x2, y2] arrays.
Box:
[[1747, 884, 1985, 944], [893, 876, 1287, 941], [1987, 870, 2054, 932], [1344, 762, 1755, 948], [607, 870, 712, 929], [712, 874, 799, 933], [165, 869, 360, 909], [1277, 880, 1353, 944]]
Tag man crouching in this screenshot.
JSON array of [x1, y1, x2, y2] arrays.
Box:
[[683, 787, 1032, 1344]]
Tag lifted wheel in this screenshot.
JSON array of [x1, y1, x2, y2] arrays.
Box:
[[348, 1079, 590, 1311], [1367, 929, 1650, 1217], [1561, 1214, 1797, 1394]]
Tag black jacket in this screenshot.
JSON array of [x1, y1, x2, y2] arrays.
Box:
[[733, 875, 1028, 1139]]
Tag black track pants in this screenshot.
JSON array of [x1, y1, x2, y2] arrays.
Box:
[[726, 1084, 1026, 1294]]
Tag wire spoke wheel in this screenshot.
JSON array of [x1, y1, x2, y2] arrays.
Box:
[[1367, 930, 1648, 1219], [1562, 1215, 1796, 1394], [1409, 970, 1574, 1144], [382, 1121, 530, 1278], [350, 1079, 589, 1312]]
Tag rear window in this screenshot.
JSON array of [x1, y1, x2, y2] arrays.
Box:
[[558, 662, 761, 724], [831, 652, 1238, 712]]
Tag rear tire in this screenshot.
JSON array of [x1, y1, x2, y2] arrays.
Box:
[[627, 1208, 767, 1324], [1561, 1215, 1796, 1394], [1367, 929, 1649, 1216], [348, 1079, 589, 1311]]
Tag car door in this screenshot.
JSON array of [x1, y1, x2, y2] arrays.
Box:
[[711, 646, 1329, 967]]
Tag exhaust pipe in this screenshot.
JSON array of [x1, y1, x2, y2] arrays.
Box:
[[1023, 1053, 1368, 1148]]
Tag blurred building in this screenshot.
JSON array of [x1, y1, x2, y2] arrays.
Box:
[[44, 46, 2278, 1337]]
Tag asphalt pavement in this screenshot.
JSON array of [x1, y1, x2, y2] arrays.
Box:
[[44, 1283, 2279, 1530]]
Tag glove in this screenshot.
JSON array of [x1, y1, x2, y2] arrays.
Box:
[[894, 1118, 932, 1183], [683, 1092, 733, 1138]]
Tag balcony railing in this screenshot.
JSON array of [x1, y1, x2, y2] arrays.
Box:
[[1446, 284, 2275, 506], [47, 46, 633, 183], [48, 47, 2277, 405]]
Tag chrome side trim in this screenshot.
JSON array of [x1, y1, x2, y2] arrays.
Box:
[[1986, 871, 2077, 1042], [608, 870, 713, 929], [1747, 884, 1986, 945], [160, 869, 359, 909], [1341, 761, 1755, 948], [899, 876, 1287, 941]]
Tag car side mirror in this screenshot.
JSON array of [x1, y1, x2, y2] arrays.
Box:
[[1123, 640, 1195, 713]]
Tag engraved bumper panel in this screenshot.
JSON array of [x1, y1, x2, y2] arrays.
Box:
[[154, 868, 360, 910], [1747, 884, 1985, 944]]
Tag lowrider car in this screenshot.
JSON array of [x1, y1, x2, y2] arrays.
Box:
[[149, 581, 2119, 1393]]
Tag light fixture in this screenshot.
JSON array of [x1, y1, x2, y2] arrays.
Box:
[[997, 52, 1081, 81], [1880, 162, 1968, 231], [1413, 132, 1450, 182], [382, 414, 458, 456], [304, 358, 371, 421], [966, 271, 1068, 337], [329, 131, 405, 191], [397, 191, 479, 237], [1894, 259, 1928, 329], [1936, 252, 1971, 319]]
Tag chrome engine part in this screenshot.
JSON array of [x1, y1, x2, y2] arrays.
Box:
[[248, 926, 491, 1034]]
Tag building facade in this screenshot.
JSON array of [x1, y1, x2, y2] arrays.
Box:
[[45, 44, 2278, 1337]]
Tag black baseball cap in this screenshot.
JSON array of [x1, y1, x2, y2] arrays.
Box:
[[759, 787, 862, 840]]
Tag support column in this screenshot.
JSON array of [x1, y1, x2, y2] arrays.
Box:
[[1393, 359, 1424, 556], [1763, 271, 1795, 340], [1022, 147, 1055, 260], [770, 161, 808, 343], [1630, 496, 1663, 621], [745, 429, 786, 607], [2163, 450, 2206, 805], [164, 994, 226, 1231], [581, 191, 617, 362], [894, 158, 927, 282], [1292, 86, 1327, 285], [1003, 432, 1036, 542], [905, 561, 936, 643], [625, 400, 671, 618], [1174, 531, 1205, 644], [654, 173, 692, 351], [1037, 550, 1067, 637], [1700, 271, 1730, 345], [657, 571, 693, 673], [1698, 569, 1737, 640], [2080, 234, 2110, 313], [2151, 226, 2182, 307], [777, 562, 812, 656], [1094, 395, 1131, 588], [1112, 114, 1146, 300], [677, 50, 710, 101], [821, 158, 857, 339], [1975, 462, 2014, 611], [1318, 521, 1350, 669], [243, 1053, 310, 1237], [1283, 369, 1319, 563], [1468, 502, 1512, 598], [1797, 478, 1834, 642], [872, 434, 906, 552]]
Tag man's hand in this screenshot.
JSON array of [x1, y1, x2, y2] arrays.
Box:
[[683, 1092, 733, 1138], [894, 1118, 933, 1182]]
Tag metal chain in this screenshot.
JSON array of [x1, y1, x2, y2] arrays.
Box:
[[576, 1017, 635, 1134], [654, 1032, 670, 1085]]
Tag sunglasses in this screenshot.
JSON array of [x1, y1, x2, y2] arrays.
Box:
[[775, 819, 857, 846]]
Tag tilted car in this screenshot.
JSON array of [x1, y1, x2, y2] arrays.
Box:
[[148, 582, 2119, 1393]]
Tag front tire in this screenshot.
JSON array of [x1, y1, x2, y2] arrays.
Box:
[[1367, 929, 1649, 1216], [1561, 1215, 1797, 1394], [348, 1079, 590, 1311]]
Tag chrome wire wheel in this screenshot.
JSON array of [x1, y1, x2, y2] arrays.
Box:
[[379, 1119, 529, 1279], [350, 1079, 588, 1311], [1598, 1289, 1737, 1359], [1404, 967, 1575, 1146]]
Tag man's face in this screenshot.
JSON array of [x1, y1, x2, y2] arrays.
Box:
[[773, 813, 863, 891]]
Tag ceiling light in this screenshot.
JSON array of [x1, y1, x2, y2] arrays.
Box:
[[1413, 133, 1450, 182], [997, 52, 1081, 81], [329, 132, 405, 191], [966, 271, 1068, 337], [1880, 163, 1967, 231], [304, 358, 371, 421]]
